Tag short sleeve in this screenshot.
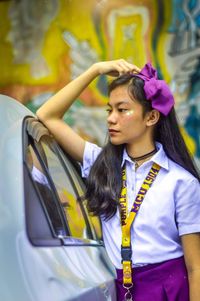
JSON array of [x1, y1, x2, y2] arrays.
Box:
[[81, 141, 102, 178], [176, 177, 200, 236]]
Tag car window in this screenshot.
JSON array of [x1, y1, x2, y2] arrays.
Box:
[[26, 144, 68, 238], [59, 151, 102, 242], [33, 135, 93, 240]]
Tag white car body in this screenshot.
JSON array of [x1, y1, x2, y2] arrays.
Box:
[[0, 95, 117, 301]]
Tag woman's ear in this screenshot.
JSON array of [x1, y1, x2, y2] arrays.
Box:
[[146, 110, 160, 127]]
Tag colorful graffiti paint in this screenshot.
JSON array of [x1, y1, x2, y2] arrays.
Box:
[[0, 0, 199, 164], [168, 0, 200, 159]]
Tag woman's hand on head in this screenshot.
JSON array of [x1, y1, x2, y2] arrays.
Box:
[[93, 59, 141, 77]]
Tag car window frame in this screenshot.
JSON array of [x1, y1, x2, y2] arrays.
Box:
[[23, 117, 103, 247], [58, 146, 103, 242]]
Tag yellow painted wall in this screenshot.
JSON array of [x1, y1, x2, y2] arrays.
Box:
[[0, 0, 199, 158]]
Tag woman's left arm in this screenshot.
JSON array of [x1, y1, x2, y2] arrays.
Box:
[[181, 233, 200, 301]]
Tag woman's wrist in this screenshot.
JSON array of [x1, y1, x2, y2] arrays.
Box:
[[88, 63, 101, 77]]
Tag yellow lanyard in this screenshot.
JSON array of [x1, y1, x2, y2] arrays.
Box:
[[119, 162, 161, 287]]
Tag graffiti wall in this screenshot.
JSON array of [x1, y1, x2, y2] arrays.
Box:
[[0, 0, 200, 163]]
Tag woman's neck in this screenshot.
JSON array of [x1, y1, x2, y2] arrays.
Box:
[[126, 140, 156, 159], [126, 140, 157, 169]]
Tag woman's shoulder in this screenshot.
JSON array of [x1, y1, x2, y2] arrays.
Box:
[[84, 141, 102, 157], [81, 141, 102, 178], [167, 157, 199, 184], [156, 142, 199, 183]]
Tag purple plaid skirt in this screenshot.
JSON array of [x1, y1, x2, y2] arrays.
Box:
[[115, 256, 189, 301]]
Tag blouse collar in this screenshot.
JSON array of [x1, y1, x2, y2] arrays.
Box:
[[121, 142, 169, 170]]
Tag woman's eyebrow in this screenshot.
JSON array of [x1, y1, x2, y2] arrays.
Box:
[[107, 100, 130, 107]]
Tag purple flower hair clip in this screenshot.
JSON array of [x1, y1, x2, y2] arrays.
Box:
[[134, 62, 174, 116]]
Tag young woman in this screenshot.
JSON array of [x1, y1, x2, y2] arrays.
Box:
[[36, 59, 200, 301]]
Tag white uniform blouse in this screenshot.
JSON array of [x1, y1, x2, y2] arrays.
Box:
[[81, 141, 200, 269]]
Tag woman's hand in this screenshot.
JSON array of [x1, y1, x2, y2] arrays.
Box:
[[92, 59, 141, 77]]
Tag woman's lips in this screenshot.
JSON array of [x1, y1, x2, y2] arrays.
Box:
[[109, 129, 118, 132], [109, 129, 119, 134]]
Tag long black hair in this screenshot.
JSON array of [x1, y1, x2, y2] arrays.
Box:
[[85, 75, 200, 220]]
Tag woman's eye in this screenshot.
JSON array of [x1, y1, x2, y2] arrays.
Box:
[[118, 108, 127, 112], [106, 108, 112, 114]]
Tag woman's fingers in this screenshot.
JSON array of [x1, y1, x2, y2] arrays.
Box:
[[117, 59, 141, 74], [110, 59, 141, 76], [96, 59, 141, 76]]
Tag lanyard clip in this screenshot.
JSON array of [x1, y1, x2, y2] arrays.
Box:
[[121, 246, 132, 263]]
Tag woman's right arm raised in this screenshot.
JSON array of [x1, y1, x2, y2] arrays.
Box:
[[36, 60, 140, 163]]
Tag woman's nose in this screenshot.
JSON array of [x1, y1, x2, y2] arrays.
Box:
[[107, 110, 117, 124]]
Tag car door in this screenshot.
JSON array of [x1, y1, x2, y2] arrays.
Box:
[[23, 117, 117, 301]]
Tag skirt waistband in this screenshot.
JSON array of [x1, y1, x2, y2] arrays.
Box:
[[116, 256, 186, 278]]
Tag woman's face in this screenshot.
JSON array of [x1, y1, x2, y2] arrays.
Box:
[[107, 84, 150, 146]]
